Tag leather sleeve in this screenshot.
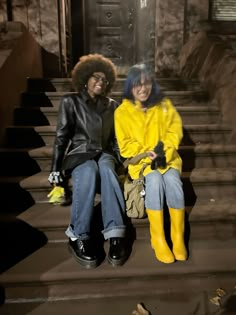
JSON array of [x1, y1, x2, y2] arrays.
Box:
[[50, 96, 73, 172]]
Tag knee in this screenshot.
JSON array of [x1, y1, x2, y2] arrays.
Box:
[[98, 161, 115, 177], [73, 160, 98, 180], [166, 175, 182, 191], [145, 171, 162, 188]]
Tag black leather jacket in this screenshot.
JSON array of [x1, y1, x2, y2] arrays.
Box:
[[51, 91, 120, 173]]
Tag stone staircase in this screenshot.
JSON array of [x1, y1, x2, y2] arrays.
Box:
[[0, 77, 236, 314]]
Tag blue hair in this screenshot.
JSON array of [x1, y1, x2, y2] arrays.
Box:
[[123, 64, 164, 107]]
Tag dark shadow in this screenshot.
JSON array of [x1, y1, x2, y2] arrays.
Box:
[[6, 0, 13, 21], [91, 202, 106, 265], [0, 183, 35, 215], [182, 177, 197, 208], [0, 286, 5, 306], [71, 0, 84, 67], [13, 107, 51, 126], [0, 217, 49, 311], [20, 91, 54, 108], [0, 151, 41, 176], [182, 127, 196, 146], [26, 78, 57, 93], [41, 47, 62, 78], [0, 217, 48, 274], [123, 215, 136, 261], [179, 145, 196, 172], [6, 127, 46, 148], [180, 127, 197, 210], [221, 293, 236, 314]]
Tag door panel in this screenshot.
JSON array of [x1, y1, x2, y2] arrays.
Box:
[[84, 0, 136, 74], [82, 0, 155, 74]]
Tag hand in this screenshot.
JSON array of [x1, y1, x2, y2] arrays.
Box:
[[132, 304, 149, 315], [151, 141, 166, 169], [147, 151, 157, 160], [151, 155, 167, 170], [48, 171, 64, 185]]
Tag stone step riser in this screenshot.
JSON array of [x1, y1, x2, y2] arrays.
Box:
[[20, 93, 208, 108], [33, 152, 236, 173], [2, 272, 236, 303], [26, 78, 204, 93], [1, 149, 235, 176], [21, 180, 236, 204], [6, 128, 231, 148], [32, 219, 236, 243], [13, 108, 221, 126]]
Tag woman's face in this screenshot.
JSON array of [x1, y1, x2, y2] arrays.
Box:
[[132, 74, 152, 103], [87, 72, 108, 98]]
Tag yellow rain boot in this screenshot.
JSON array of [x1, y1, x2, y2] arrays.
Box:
[[146, 209, 175, 264], [169, 208, 187, 261]]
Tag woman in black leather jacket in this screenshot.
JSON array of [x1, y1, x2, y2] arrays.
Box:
[[48, 54, 127, 268]]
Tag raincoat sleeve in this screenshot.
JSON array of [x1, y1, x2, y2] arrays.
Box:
[[162, 98, 183, 164], [114, 109, 144, 159]]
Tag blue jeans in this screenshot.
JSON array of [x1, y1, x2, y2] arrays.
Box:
[[65, 152, 126, 240], [144, 168, 184, 210]]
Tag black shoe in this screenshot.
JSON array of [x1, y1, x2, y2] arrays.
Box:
[[68, 238, 98, 268], [107, 237, 127, 266]]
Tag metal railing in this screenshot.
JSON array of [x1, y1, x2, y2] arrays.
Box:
[[57, 0, 73, 76]]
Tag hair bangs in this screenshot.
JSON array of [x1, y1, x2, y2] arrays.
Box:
[[123, 63, 164, 105]]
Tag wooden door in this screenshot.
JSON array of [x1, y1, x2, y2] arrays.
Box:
[[83, 0, 156, 75]]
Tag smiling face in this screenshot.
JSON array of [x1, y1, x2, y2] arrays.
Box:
[[87, 72, 108, 98], [132, 74, 152, 103]]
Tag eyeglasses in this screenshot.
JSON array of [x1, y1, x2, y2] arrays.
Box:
[[92, 74, 109, 85], [133, 80, 152, 88]]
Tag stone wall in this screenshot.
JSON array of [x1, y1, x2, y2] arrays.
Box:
[[179, 30, 236, 143], [0, 22, 42, 145], [155, 0, 185, 76], [0, 0, 61, 76], [0, 0, 59, 54], [0, 0, 209, 76]]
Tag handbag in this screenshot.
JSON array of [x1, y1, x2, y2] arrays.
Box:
[[122, 153, 148, 219]]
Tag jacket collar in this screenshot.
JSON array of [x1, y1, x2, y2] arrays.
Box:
[[80, 90, 110, 113]]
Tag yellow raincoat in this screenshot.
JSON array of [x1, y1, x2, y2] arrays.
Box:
[[114, 97, 183, 180]]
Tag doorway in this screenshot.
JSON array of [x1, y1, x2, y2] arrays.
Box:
[[70, 0, 156, 75]]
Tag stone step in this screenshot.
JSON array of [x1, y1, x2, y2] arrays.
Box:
[[26, 77, 205, 93], [20, 90, 209, 108], [27, 143, 236, 172], [13, 104, 221, 126], [2, 289, 236, 315], [1, 143, 236, 176], [0, 236, 235, 302], [5, 124, 232, 148], [11, 201, 236, 242], [18, 168, 236, 204]]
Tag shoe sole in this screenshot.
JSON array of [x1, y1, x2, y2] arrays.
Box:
[[107, 254, 127, 267], [68, 243, 98, 268]]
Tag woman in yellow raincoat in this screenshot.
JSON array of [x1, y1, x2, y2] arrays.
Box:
[[114, 64, 187, 264]]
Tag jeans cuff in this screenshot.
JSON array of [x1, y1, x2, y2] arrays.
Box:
[[65, 226, 90, 240], [102, 225, 126, 240]]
